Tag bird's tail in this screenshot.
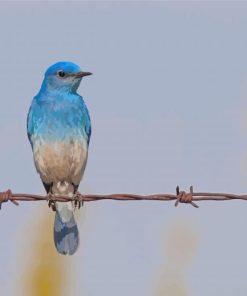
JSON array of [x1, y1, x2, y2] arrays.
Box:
[[54, 202, 79, 255]]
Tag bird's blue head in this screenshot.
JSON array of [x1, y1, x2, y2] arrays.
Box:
[[41, 61, 92, 93]]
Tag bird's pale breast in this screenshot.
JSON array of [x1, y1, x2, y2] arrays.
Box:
[[33, 136, 88, 186]]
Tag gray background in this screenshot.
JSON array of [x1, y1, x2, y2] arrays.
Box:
[[0, 2, 247, 295]]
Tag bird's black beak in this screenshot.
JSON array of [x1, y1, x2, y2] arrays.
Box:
[[74, 71, 92, 78]]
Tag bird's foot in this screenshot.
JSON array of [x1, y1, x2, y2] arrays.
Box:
[[47, 193, 56, 212], [74, 191, 83, 210]]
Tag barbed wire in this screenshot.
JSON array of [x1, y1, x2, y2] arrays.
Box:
[[1, 186, 247, 209]]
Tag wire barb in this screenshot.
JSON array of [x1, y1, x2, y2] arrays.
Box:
[[174, 186, 199, 208], [0, 189, 18, 209]]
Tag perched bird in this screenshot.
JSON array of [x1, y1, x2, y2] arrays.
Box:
[[27, 61, 92, 255]]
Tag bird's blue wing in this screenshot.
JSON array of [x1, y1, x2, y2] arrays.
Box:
[[27, 97, 45, 149], [79, 97, 91, 145], [84, 105, 91, 145], [27, 100, 35, 148]]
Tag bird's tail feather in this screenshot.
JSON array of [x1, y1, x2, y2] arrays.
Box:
[[54, 202, 79, 255]]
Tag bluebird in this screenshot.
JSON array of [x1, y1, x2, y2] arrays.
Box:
[[27, 61, 92, 255]]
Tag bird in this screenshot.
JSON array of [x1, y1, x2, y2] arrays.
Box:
[[27, 61, 92, 255]]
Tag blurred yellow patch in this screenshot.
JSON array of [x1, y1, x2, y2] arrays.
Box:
[[19, 205, 74, 296]]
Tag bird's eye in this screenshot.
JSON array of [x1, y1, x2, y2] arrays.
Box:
[[57, 70, 66, 78]]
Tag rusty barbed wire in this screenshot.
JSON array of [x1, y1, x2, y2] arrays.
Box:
[[1, 186, 247, 209]]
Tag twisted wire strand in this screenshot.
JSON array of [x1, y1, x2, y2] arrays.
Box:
[[1, 186, 247, 209]]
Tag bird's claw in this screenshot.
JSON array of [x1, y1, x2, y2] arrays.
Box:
[[47, 193, 56, 212], [46, 192, 83, 211], [74, 192, 83, 209]]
